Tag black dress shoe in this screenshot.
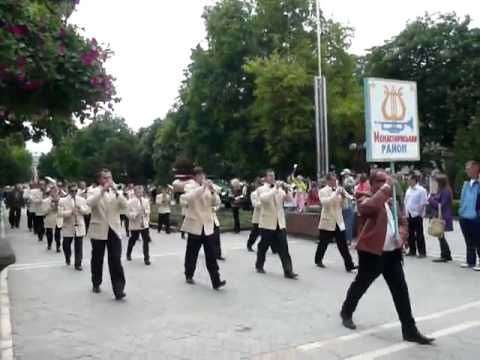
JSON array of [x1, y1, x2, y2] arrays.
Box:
[[75, 265, 83, 271], [256, 268, 266, 274], [92, 286, 101, 293], [405, 253, 416, 257], [347, 265, 358, 273], [285, 272, 298, 279], [186, 278, 195, 285], [66, 260, 71, 266], [217, 256, 226, 261], [47, 246, 51, 250], [144, 259, 151, 265], [213, 280, 226, 290], [341, 313, 357, 330], [417, 254, 427, 259], [56, 248, 61, 253], [115, 292, 126, 300], [432, 258, 451, 263], [247, 246, 254, 252], [402, 328, 435, 345], [316, 262, 326, 268]]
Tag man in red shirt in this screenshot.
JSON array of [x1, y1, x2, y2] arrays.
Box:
[[340, 170, 434, 345]]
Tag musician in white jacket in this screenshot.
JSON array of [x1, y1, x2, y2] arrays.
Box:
[[59, 183, 90, 270], [43, 187, 62, 252], [181, 167, 226, 290], [315, 173, 357, 272], [155, 186, 171, 234], [87, 169, 128, 300], [126, 186, 151, 265], [30, 181, 47, 241], [255, 170, 298, 279], [247, 178, 263, 251]]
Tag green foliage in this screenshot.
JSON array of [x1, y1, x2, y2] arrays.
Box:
[[452, 116, 480, 194], [38, 115, 145, 184], [0, 0, 118, 143], [152, 0, 362, 180], [363, 13, 480, 149], [0, 135, 32, 185]]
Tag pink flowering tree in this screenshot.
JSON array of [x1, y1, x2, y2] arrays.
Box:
[[0, 0, 119, 142]]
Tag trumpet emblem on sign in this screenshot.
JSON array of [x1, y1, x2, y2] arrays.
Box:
[[377, 85, 413, 134]]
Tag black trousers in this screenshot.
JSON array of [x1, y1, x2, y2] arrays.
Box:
[[91, 228, 126, 296], [84, 214, 91, 233], [437, 236, 452, 260], [459, 218, 480, 266], [255, 226, 294, 275], [407, 215, 426, 255], [8, 207, 21, 228], [127, 229, 151, 261], [46, 226, 61, 250], [315, 226, 355, 271], [341, 249, 416, 330], [232, 207, 240, 233], [213, 225, 222, 258], [247, 223, 260, 249], [34, 215, 45, 241], [157, 213, 171, 234], [27, 210, 34, 231], [63, 236, 83, 266], [120, 214, 130, 236], [184, 230, 221, 287]]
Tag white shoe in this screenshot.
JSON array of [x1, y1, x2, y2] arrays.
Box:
[[473, 266, 480, 272], [461, 263, 473, 268]]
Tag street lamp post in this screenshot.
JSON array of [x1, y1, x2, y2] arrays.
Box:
[[314, 0, 329, 181]]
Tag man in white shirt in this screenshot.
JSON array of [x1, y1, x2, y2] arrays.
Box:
[[315, 173, 357, 272], [255, 170, 298, 279], [126, 186, 151, 265], [30, 181, 47, 242], [404, 174, 428, 257], [181, 167, 226, 290], [87, 169, 128, 300], [59, 183, 91, 270]]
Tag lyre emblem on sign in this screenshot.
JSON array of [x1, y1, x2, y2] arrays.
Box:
[[373, 84, 413, 134], [382, 86, 406, 121]]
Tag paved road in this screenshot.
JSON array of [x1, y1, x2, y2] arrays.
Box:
[[2, 215, 480, 360]]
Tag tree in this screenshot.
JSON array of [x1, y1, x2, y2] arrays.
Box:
[[0, 0, 118, 143], [38, 115, 144, 183], [0, 134, 32, 185], [363, 13, 480, 149], [152, 0, 362, 179]]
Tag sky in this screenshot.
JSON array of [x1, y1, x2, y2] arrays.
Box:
[[27, 0, 479, 154]]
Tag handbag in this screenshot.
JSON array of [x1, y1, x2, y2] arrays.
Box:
[[428, 203, 445, 238]]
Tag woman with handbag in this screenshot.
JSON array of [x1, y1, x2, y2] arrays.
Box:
[[428, 175, 453, 262]]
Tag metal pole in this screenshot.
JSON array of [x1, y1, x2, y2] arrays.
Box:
[[322, 76, 329, 174], [390, 161, 400, 240], [314, 77, 322, 181], [316, 0, 322, 78]]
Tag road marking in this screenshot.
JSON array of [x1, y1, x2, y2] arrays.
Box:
[[0, 270, 14, 360], [298, 300, 480, 352], [344, 321, 480, 360]]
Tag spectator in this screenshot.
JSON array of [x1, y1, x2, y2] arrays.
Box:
[[6, 184, 24, 229], [404, 173, 428, 258], [428, 175, 453, 263], [458, 160, 480, 271], [306, 181, 320, 207]]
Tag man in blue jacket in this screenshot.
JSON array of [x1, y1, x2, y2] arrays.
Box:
[[459, 160, 480, 271]]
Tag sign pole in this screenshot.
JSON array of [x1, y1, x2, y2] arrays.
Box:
[[390, 161, 400, 240]]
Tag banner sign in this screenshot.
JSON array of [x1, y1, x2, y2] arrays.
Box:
[[364, 78, 420, 162]]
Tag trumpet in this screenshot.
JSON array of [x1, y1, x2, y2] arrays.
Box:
[[336, 186, 354, 201], [276, 181, 294, 193]]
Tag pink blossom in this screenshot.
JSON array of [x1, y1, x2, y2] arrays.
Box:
[[59, 27, 66, 38], [6, 25, 28, 37], [82, 50, 98, 66], [59, 44, 66, 56], [16, 56, 27, 69], [23, 80, 43, 91]]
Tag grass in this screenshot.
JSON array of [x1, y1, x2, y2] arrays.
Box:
[[150, 203, 252, 232]]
